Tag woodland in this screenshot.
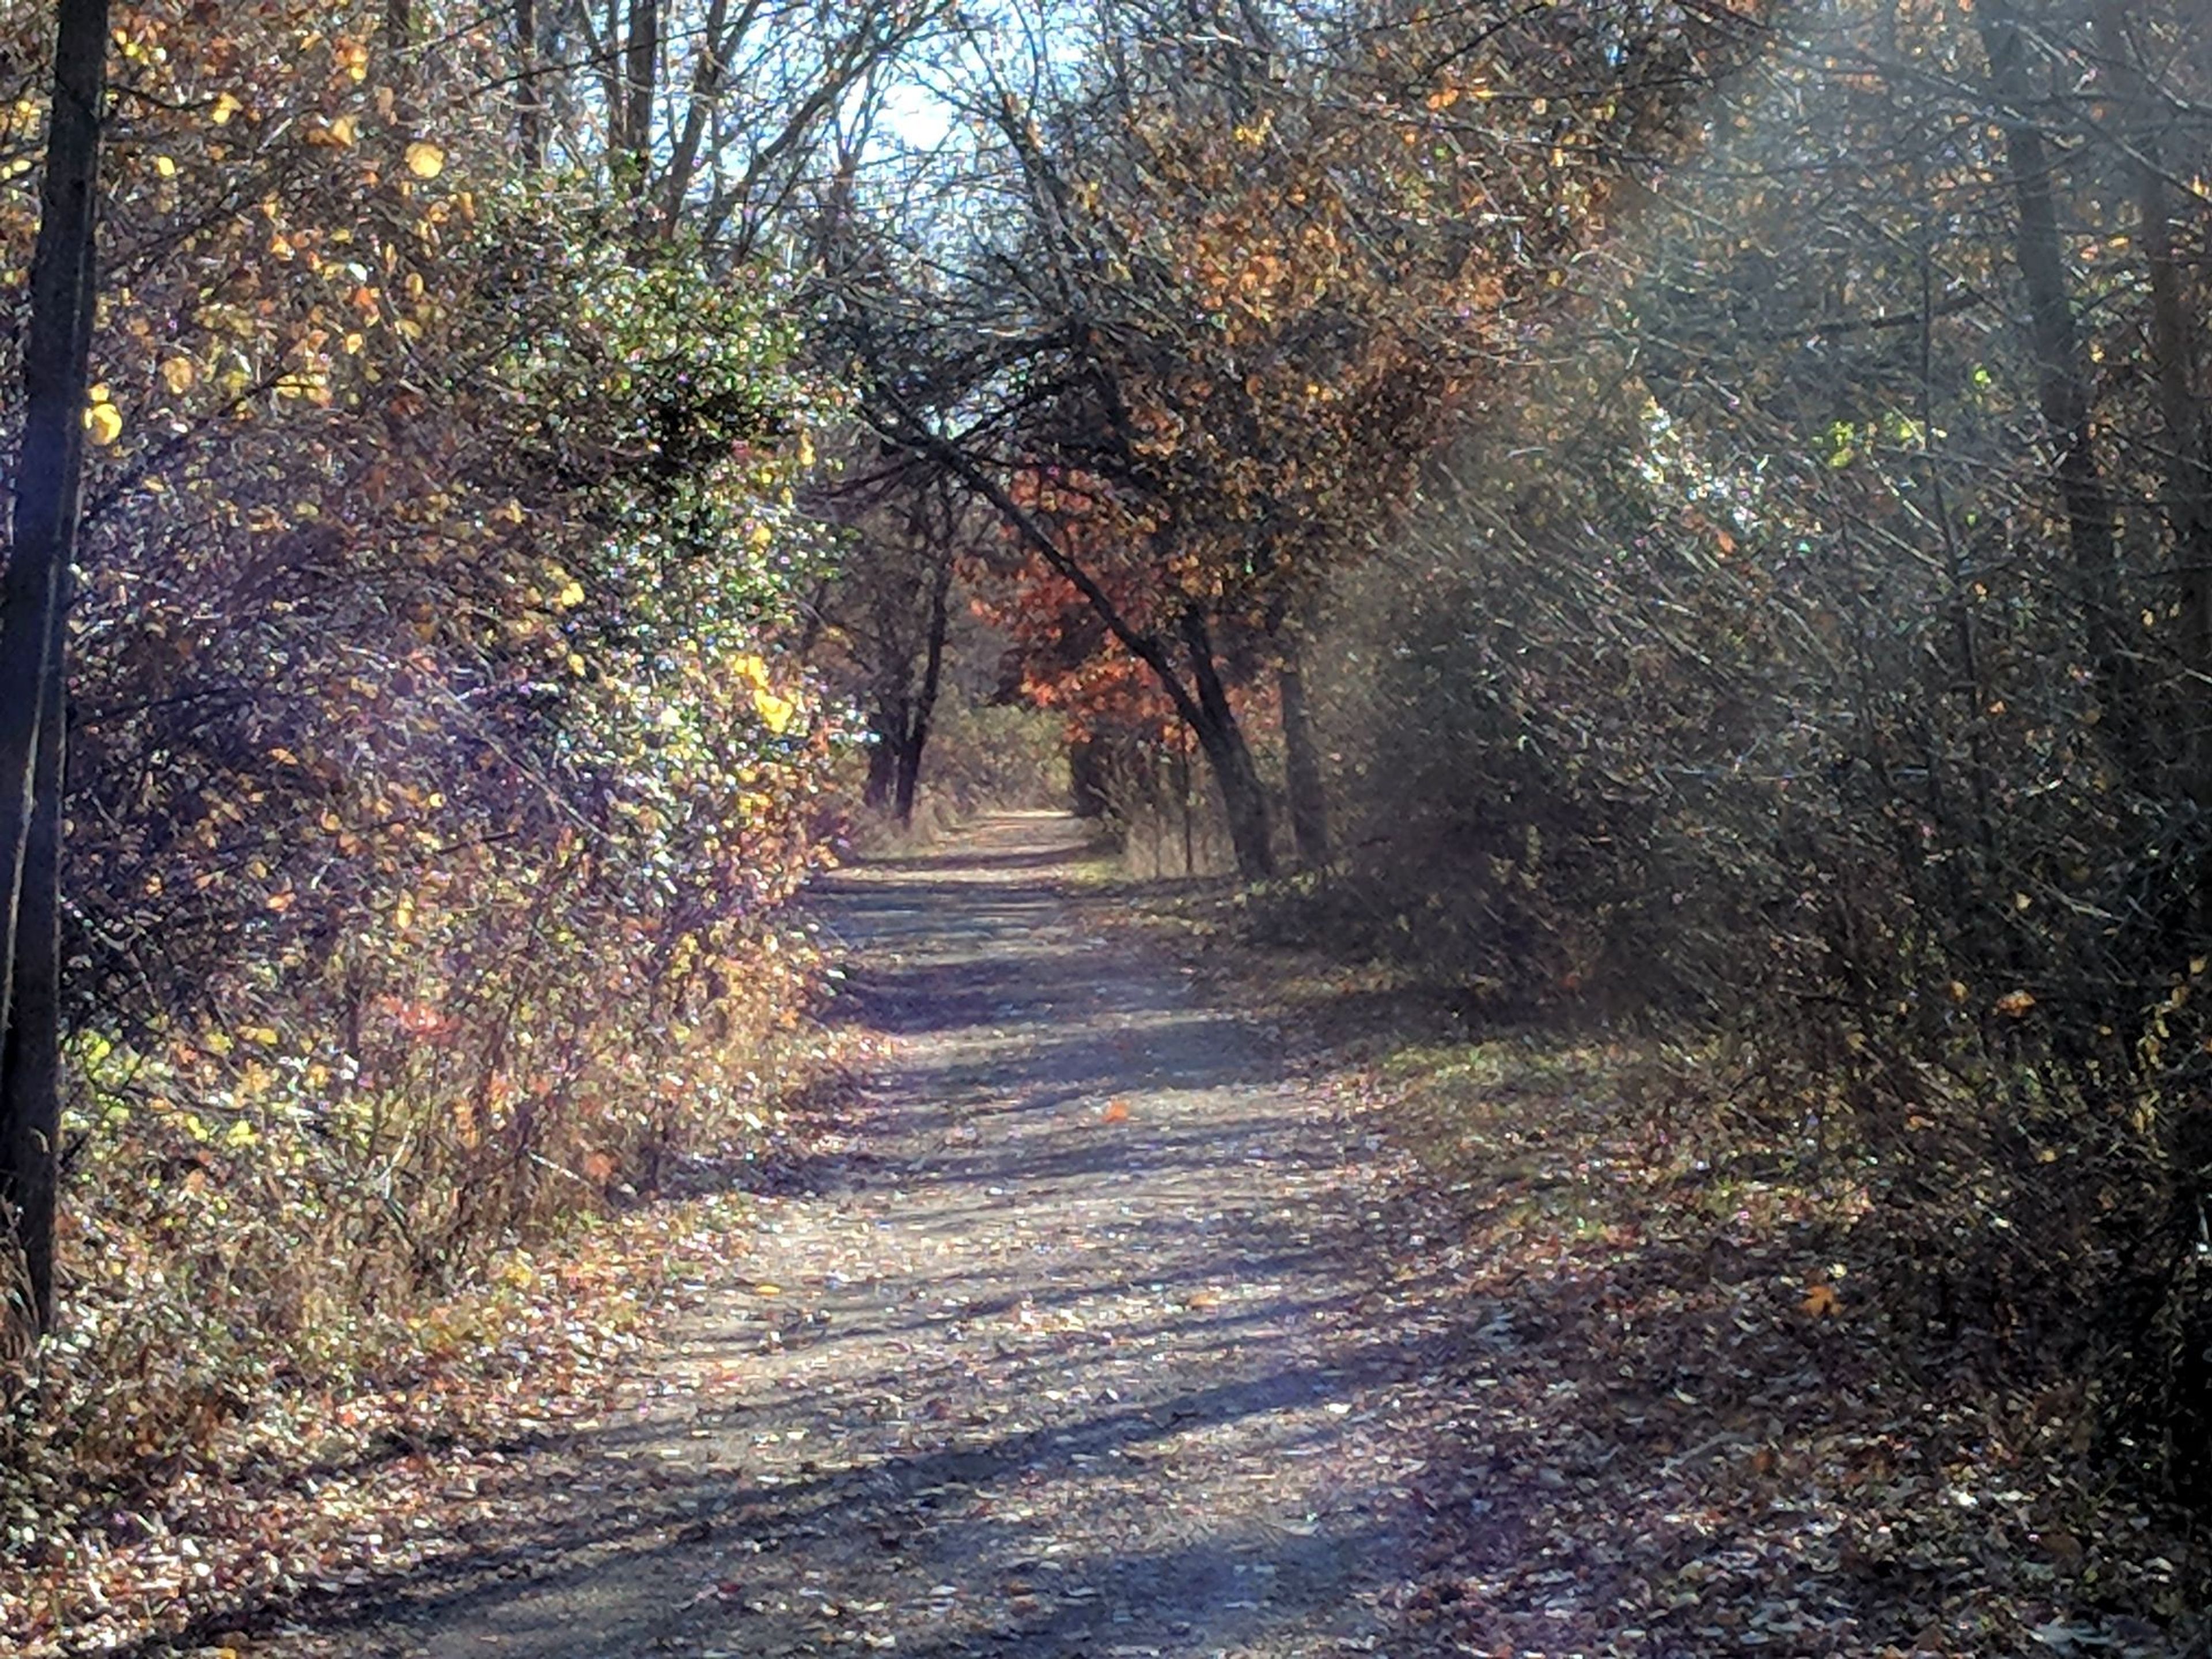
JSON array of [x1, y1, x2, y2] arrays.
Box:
[[2, 0, 2211, 1650]]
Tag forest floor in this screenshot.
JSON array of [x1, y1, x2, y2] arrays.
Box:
[[33, 812, 2203, 1658]]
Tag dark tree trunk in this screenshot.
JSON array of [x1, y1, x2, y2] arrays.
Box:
[[2, 653, 63, 1329], [1979, 0, 2133, 766], [516, 0, 544, 166], [600, 0, 627, 159], [1179, 608, 1275, 880], [658, 0, 732, 236], [1278, 644, 1328, 868], [2093, 0, 2211, 804], [1069, 738, 1110, 819], [862, 705, 900, 809], [893, 554, 955, 827], [620, 0, 658, 188], [0, 0, 108, 1338]]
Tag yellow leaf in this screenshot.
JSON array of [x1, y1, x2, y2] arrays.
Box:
[[160, 356, 194, 394], [753, 1283, 782, 1297], [403, 140, 445, 179], [555, 580, 584, 609], [328, 113, 358, 145], [84, 400, 123, 445], [751, 686, 796, 734], [153, 153, 176, 178], [241, 1025, 281, 1047], [210, 91, 244, 126]]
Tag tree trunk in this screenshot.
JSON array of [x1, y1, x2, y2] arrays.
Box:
[[1278, 644, 1329, 868], [2093, 0, 2211, 804], [1979, 0, 2133, 766], [658, 0, 732, 237], [0, 0, 108, 1338], [1179, 608, 1275, 879], [600, 0, 627, 158], [1069, 738, 1109, 819], [862, 705, 899, 809], [1174, 728, 1194, 876], [516, 0, 543, 166], [893, 554, 955, 827], [2, 649, 64, 1330], [620, 0, 658, 190]]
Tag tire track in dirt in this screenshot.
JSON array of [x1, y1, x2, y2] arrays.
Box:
[[317, 813, 1442, 1659]]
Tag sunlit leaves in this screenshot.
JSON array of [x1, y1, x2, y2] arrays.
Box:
[[83, 393, 122, 445], [0, 3, 850, 1583]]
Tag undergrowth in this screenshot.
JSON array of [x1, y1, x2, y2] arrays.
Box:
[[0, 1002, 857, 1656]]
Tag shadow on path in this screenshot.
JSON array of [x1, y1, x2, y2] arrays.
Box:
[[268, 813, 1427, 1659]]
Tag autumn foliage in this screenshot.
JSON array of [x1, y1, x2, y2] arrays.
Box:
[[0, 0, 844, 1553]]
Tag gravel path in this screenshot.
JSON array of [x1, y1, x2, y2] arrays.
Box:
[[328, 813, 1439, 1659]]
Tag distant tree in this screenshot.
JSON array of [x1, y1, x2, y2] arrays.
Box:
[[832, 0, 1766, 877], [809, 453, 965, 825]]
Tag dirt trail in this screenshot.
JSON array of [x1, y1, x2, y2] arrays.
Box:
[[324, 814, 1439, 1658]]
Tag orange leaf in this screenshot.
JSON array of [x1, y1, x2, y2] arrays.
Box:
[[1800, 1283, 1840, 1317], [1100, 1098, 1131, 1124]]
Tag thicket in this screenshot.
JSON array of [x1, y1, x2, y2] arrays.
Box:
[[0, 0, 908, 1525], [1308, 0, 2212, 1482]]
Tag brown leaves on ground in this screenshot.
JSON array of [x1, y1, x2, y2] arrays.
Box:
[[0, 1074, 873, 1658], [1103, 887, 2205, 1658], [1340, 1043, 2206, 1658]]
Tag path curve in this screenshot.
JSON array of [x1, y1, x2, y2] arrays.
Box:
[[337, 814, 1435, 1658]]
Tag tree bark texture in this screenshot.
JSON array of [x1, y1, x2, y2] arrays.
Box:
[[893, 553, 955, 826], [621, 0, 658, 187], [2092, 0, 2212, 804], [2, 651, 64, 1329], [1979, 0, 2134, 768], [1180, 608, 1275, 880], [516, 0, 544, 165], [0, 0, 109, 1337]]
